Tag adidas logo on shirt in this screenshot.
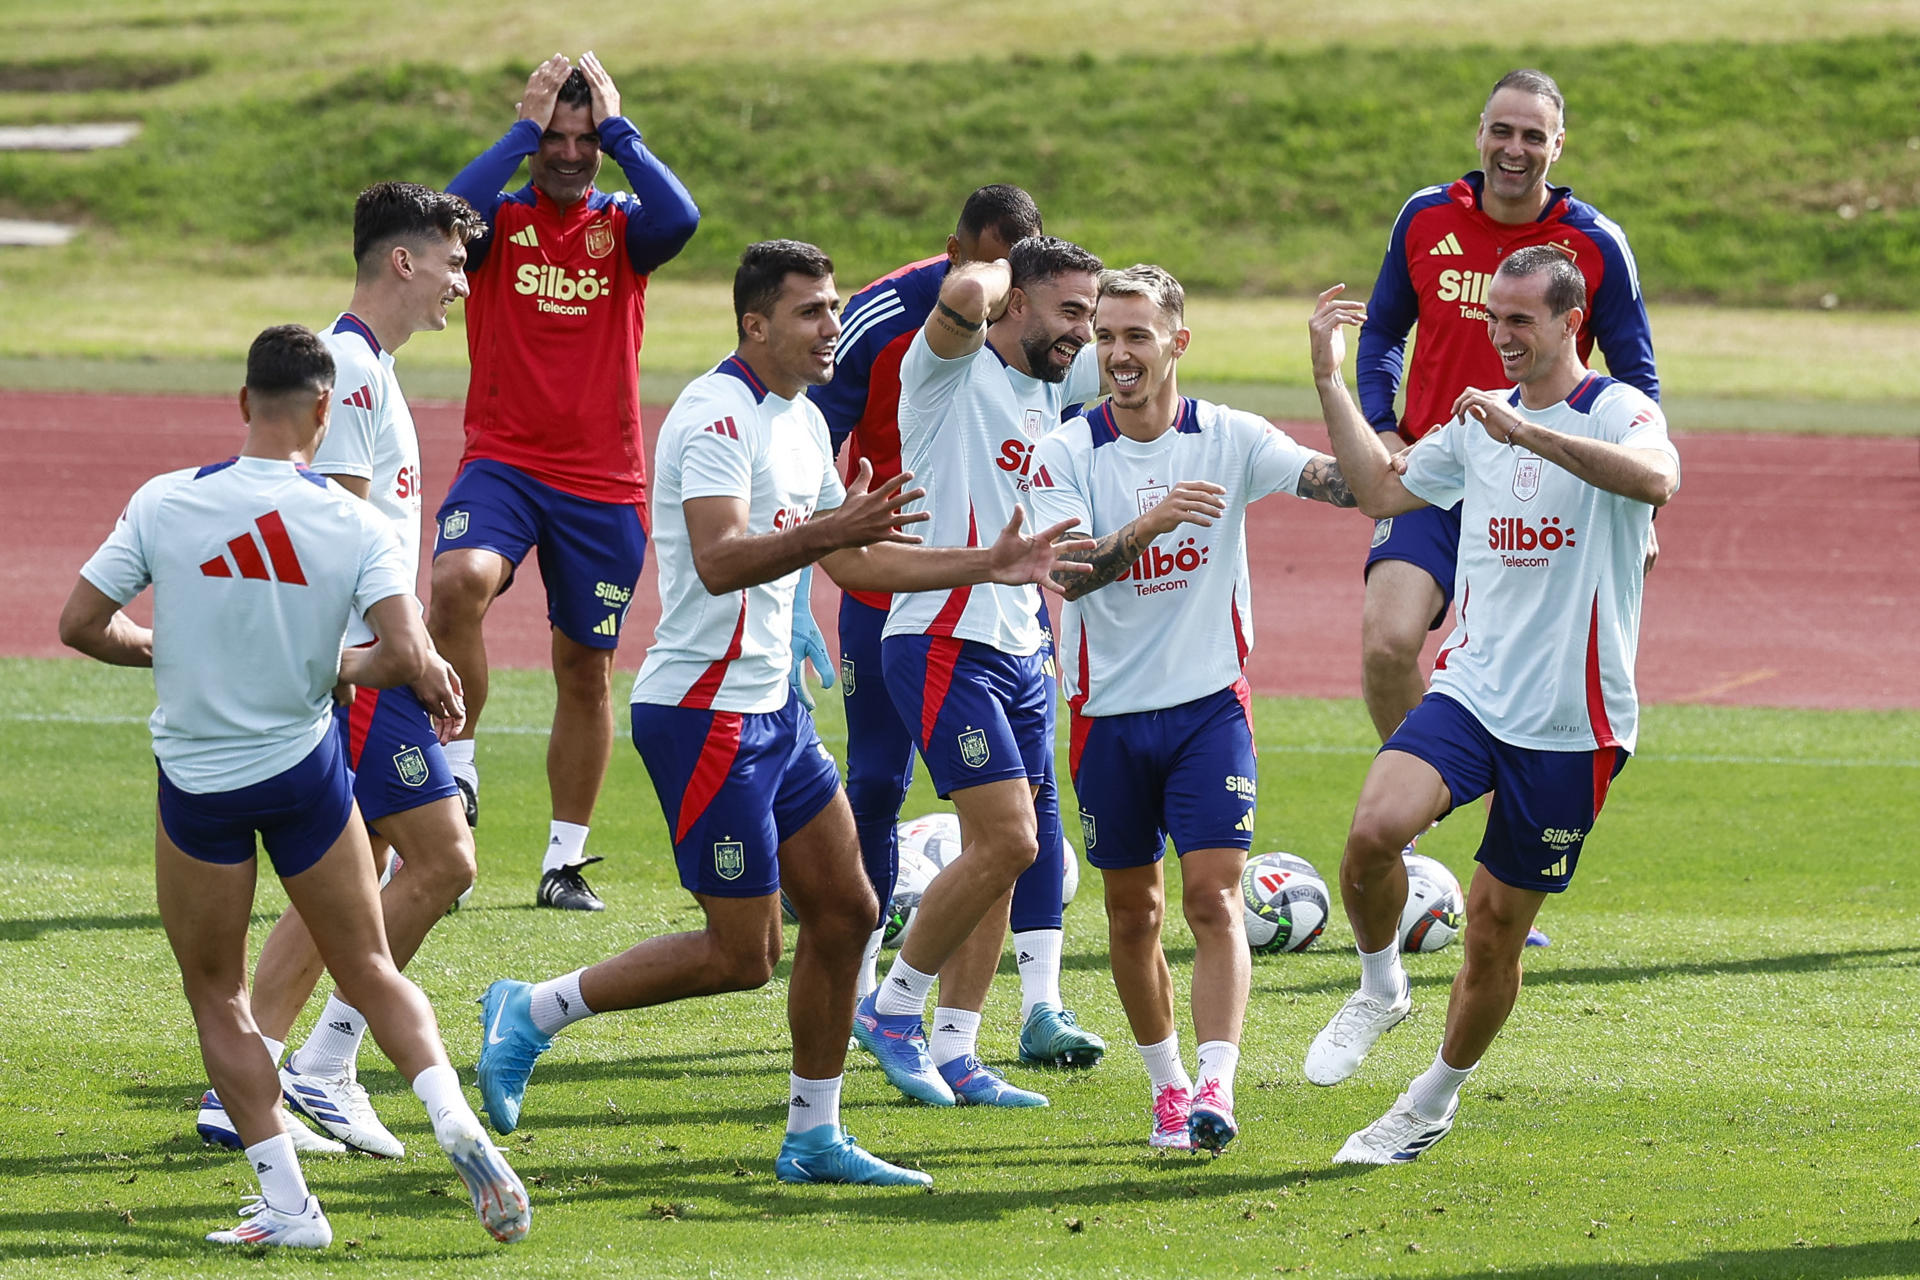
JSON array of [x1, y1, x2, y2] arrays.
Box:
[[1428, 232, 1465, 256], [702, 417, 741, 440], [342, 384, 374, 411], [199, 511, 308, 585], [509, 226, 540, 248]]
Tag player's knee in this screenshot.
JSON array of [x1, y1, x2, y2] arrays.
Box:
[[1360, 617, 1424, 678], [1344, 809, 1410, 865], [428, 559, 497, 626], [708, 930, 779, 992], [1182, 881, 1239, 938], [551, 646, 615, 699], [1106, 893, 1163, 948]]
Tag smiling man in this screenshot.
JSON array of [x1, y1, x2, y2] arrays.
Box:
[[434, 52, 700, 912]]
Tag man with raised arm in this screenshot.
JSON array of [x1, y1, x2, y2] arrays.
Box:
[[433, 52, 700, 911], [472, 241, 1088, 1185], [60, 326, 528, 1248], [1305, 248, 1678, 1163]]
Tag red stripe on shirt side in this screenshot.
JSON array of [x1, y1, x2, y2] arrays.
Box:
[[1231, 675, 1258, 759], [1434, 581, 1469, 671], [917, 637, 964, 751], [926, 506, 979, 638], [346, 687, 380, 768], [1067, 627, 1093, 777], [1584, 592, 1619, 748], [681, 596, 748, 710], [675, 712, 744, 844]]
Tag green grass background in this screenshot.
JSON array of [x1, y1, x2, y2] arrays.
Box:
[[4, 657, 1919, 1277]]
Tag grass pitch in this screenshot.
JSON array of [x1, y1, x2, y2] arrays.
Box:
[[2, 657, 1917, 1278]]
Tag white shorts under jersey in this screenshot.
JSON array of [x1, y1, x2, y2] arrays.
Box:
[[1030, 398, 1317, 716], [1398, 372, 1679, 753], [80, 456, 414, 793], [313, 313, 423, 646], [632, 356, 847, 714], [883, 333, 1099, 655]]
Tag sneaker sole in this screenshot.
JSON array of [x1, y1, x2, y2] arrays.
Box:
[[445, 1133, 530, 1243], [1018, 1045, 1105, 1068], [1189, 1111, 1237, 1155]]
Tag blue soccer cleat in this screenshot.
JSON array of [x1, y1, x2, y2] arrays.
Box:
[[938, 1055, 1048, 1107], [1525, 926, 1552, 947], [475, 980, 552, 1135], [1017, 1002, 1106, 1068], [1187, 1080, 1238, 1155], [852, 992, 954, 1106], [195, 1090, 344, 1155], [776, 1125, 932, 1187]]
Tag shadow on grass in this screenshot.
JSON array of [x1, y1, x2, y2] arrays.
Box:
[[0, 912, 163, 941]]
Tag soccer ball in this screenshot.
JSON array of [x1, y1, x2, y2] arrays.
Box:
[[884, 813, 960, 949], [1241, 851, 1330, 953], [899, 812, 962, 872], [1060, 833, 1080, 907], [1399, 851, 1464, 952]]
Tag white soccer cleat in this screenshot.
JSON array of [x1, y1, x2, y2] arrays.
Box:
[[1303, 983, 1411, 1086], [1148, 1083, 1194, 1150], [205, 1195, 333, 1248], [440, 1123, 531, 1243], [1333, 1092, 1457, 1165], [280, 1065, 405, 1159], [196, 1090, 346, 1155]]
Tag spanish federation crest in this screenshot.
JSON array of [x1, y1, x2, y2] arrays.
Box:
[[392, 746, 429, 788], [1021, 407, 1043, 438], [839, 657, 856, 694], [1136, 483, 1169, 518], [1512, 455, 1543, 502], [713, 840, 746, 881], [958, 728, 991, 769], [584, 220, 615, 259], [1080, 812, 1097, 850], [1370, 518, 1392, 549], [441, 510, 469, 541]]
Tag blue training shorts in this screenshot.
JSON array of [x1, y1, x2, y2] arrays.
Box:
[[434, 458, 648, 650], [332, 683, 459, 826], [157, 728, 355, 878], [881, 634, 1051, 799], [1070, 681, 1259, 869], [1384, 691, 1629, 893], [1364, 500, 1463, 631], [838, 592, 917, 909], [631, 692, 843, 899]]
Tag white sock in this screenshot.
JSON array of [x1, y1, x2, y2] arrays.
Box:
[[787, 1073, 842, 1135], [872, 954, 937, 1017], [443, 739, 477, 790], [1136, 1034, 1191, 1094], [529, 969, 593, 1036], [929, 1006, 981, 1067], [259, 1033, 286, 1068], [245, 1132, 309, 1213], [1013, 928, 1063, 1019], [855, 926, 884, 1001], [290, 993, 366, 1078], [1406, 1048, 1476, 1121], [411, 1062, 483, 1146], [543, 820, 590, 873], [1359, 940, 1407, 1003], [1196, 1039, 1240, 1109]]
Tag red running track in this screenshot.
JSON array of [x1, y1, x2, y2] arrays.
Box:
[[6, 390, 1915, 709]]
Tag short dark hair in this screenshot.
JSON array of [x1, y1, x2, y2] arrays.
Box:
[[733, 239, 835, 341], [1486, 68, 1565, 128], [1007, 235, 1103, 293], [1498, 244, 1587, 315], [957, 185, 1043, 246], [246, 324, 335, 397], [557, 68, 592, 111], [353, 181, 483, 270]]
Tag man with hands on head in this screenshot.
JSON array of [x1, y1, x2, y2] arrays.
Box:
[[1302, 250, 1677, 1165], [434, 52, 700, 912], [474, 241, 1090, 1187]]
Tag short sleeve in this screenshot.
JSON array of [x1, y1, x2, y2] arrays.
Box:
[[1239, 413, 1316, 502], [352, 513, 415, 616], [676, 394, 759, 503], [79, 476, 166, 604], [897, 330, 972, 453], [813, 412, 848, 511], [1027, 427, 1089, 533], [1398, 417, 1467, 510], [1611, 390, 1678, 457], [1061, 343, 1101, 415], [310, 367, 378, 481]]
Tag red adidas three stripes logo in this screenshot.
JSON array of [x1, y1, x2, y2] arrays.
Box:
[[702, 417, 740, 440], [200, 511, 308, 584]]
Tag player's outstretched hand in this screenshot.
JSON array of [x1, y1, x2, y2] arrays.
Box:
[[1454, 387, 1526, 444], [823, 458, 930, 550], [411, 654, 468, 743], [517, 54, 572, 128], [1309, 284, 1367, 380], [578, 50, 621, 123], [987, 507, 1095, 586], [1140, 480, 1228, 537]]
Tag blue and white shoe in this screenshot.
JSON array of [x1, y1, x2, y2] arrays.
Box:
[[776, 1124, 932, 1187], [476, 980, 553, 1135], [195, 1091, 345, 1155], [1017, 1002, 1106, 1068], [205, 1194, 333, 1248], [1333, 1092, 1458, 1164], [852, 992, 954, 1106], [280, 1065, 404, 1158], [1525, 927, 1552, 947], [1188, 1080, 1238, 1155], [440, 1123, 531, 1242], [937, 1055, 1047, 1107]]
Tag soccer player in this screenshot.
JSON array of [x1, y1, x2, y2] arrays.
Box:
[[1304, 249, 1678, 1162], [855, 235, 1107, 1108], [1357, 70, 1659, 948], [472, 241, 1089, 1184], [433, 51, 700, 910], [1028, 264, 1361, 1153], [59, 326, 529, 1248], [807, 185, 1103, 1075], [191, 183, 485, 1160]]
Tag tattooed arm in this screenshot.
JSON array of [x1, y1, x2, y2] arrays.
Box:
[[924, 259, 1011, 360], [1046, 480, 1227, 601], [1295, 453, 1359, 507]]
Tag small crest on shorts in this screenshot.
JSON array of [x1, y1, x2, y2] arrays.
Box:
[[1080, 812, 1097, 849], [958, 728, 991, 769], [441, 510, 470, 541], [392, 746, 429, 788], [584, 220, 615, 259], [1136, 483, 1170, 518], [1512, 456, 1542, 502], [1370, 518, 1392, 548], [713, 840, 746, 881], [839, 657, 856, 694]]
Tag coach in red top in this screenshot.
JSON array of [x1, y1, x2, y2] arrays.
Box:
[[432, 52, 700, 912]]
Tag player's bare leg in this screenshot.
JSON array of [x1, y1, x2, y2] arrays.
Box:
[[1181, 847, 1249, 1152], [930, 785, 1030, 1021], [1101, 862, 1174, 1047], [535, 631, 618, 909], [1439, 871, 1546, 1070], [427, 548, 513, 743], [1359, 560, 1444, 741]]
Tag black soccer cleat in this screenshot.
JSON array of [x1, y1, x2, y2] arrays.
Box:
[[536, 856, 606, 912], [455, 776, 478, 829]]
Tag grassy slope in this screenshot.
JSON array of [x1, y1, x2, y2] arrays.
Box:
[[3, 658, 1918, 1277]]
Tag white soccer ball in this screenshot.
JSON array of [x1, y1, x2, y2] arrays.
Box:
[[898, 812, 962, 872], [1399, 851, 1465, 952], [883, 813, 959, 949], [1060, 833, 1080, 907], [1241, 851, 1330, 953]]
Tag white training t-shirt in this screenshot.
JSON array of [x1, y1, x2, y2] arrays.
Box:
[[80, 456, 415, 792], [1030, 397, 1317, 716], [1398, 372, 1679, 752], [313, 313, 423, 645], [632, 357, 847, 714], [883, 334, 1099, 655]]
